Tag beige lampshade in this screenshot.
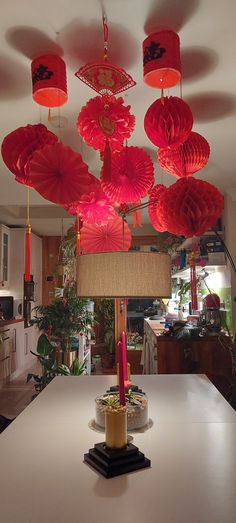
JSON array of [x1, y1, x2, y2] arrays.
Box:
[[77, 251, 171, 298]]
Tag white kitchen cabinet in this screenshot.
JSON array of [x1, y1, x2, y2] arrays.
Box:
[[0, 225, 10, 289]]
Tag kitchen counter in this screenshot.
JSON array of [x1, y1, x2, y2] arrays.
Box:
[[0, 318, 24, 327]]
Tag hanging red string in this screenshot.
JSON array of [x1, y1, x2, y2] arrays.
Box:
[[24, 187, 31, 282], [76, 215, 81, 256], [189, 250, 198, 311], [132, 200, 142, 228], [103, 14, 109, 61]]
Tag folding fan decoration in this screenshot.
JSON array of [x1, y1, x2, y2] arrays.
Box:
[[28, 142, 95, 205], [1, 124, 58, 187], [100, 146, 154, 204], [64, 182, 116, 226], [81, 215, 131, 253], [75, 16, 136, 96]]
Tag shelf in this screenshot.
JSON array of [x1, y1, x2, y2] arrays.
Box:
[[171, 231, 224, 259], [171, 264, 227, 280]]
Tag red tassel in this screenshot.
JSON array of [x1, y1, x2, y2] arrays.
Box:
[[189, 252, 197, 311], [132, 201, 142, 229], [76, 216, 81, 256], [24, 224, 31, 282], [103, 138, 111, 181]]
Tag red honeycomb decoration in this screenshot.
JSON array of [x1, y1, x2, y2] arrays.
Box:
[[157, 132, 210, 178], [148, 184, 167, 232], [144, 96, 193, 148], [156, 177, 224, 238]]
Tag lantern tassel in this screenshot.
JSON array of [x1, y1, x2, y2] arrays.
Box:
[[103, 138, 111, 182], [189, 251, 198, 311], [76, 216, 81, 256], [24, 224, 31, 282], [132, 200, 142, 228]]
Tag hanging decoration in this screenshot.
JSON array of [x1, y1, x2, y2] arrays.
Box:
[[77, 187, 116, 226], [157, 132, 210, 178], [143, 30, 181, 89], [1, 124, 58, 187], [81, 215, 131, 253], [77, 95, 135, 153], [28, 142, 94, 205], [188, 250, 198, 311], [24, 187, 31, 282], [100, 146, 154, 203], [75, 16, 136, 96], [31, 54, 68, 108], [131, 200, 143, 228], [156, 177, 224, 238], [76, 216, 82, 256], [144, 96, 193, 148], [148, 184, 167, 232]]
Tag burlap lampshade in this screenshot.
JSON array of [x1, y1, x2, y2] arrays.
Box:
[[77, 251, 171, 298]]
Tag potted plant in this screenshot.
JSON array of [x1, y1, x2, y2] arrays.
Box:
[[94, 299, 115, 369], [31, 283, 93, 366]]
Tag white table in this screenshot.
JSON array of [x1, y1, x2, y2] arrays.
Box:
[[0, 375, 236, 523]]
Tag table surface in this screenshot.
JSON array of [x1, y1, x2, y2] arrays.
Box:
[[1, 374, 236, 523]]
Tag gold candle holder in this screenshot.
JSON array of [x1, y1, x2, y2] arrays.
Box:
[[105, 406, 127, 449]]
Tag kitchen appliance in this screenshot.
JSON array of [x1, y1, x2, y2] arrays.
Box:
[[0, 296, 13, 321]]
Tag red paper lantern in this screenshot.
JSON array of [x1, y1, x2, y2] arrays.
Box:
[[77, 95, 135, 152], [81, 215, 131, 253], [143, 30, 181, 89], [156, 177, 224, 238], [148, 184, 166, 232], [31, 55, 67, 108], [1, 124, 58, 187], [28, 142, 95, 205], [157, 132, 210, 178], [144, 96, 193, 148], [100, 146, 154, 203]]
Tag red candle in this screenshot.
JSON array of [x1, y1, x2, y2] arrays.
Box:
[[118, 341, 126, 406], [122, 331, 128, 381]]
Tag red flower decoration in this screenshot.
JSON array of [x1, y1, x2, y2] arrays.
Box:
[[81, 215, 131, 253], [144, 96, 193, 148], [28, 142, 94, 204], [1, 124, 58, 187], [156, 177, 224, 238], [77, 95, 135, 152], [100, 146, 154, 203], [157, 132, 210, 178], [148, 184, 167, 232]]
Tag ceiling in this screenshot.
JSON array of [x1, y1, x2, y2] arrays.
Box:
[[1, 0, 236, 235]]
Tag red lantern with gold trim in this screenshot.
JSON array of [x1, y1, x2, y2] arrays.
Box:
[[144, 96, 193, 149], [143, 30, 181, 89], [31, 54, 67, 108]]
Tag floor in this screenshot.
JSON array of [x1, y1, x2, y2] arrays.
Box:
[[0, 362, 41, 419]]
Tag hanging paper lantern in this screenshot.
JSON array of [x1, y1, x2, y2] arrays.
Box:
[[77, 95, 135, 152], [100, 146, 154, 203], [81, 215, 131, 253], [157, 132, 210, 178], [1, 124, 58, 187], [77, 188, 116, 226], [31, 54, 67, 108], [144, 96, 193, 148], [143, 30, 181, 89], [28, 142, 94, 205], [156, 177, 224, 238], [148, 184, 167, 232]]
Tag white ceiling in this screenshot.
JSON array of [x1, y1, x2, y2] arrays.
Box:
[[0, 0, 236, 235]]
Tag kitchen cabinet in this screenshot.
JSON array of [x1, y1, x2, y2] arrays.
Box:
[[0, 320, 38, 383], [0, 225, 10, 289]]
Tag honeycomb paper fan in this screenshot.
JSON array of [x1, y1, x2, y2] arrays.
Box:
[[81, 215, 131, 253]]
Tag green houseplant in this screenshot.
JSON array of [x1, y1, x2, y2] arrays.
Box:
[[31, 283, 93, 363], [94, 299, 115, 368]]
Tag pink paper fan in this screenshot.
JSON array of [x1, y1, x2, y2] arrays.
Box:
[[81, 215, 131, 253], [148, 184, 167, 232], [100, 146, 154, 203], [78, 186, 116, 226], [28, 142, 94, 204]]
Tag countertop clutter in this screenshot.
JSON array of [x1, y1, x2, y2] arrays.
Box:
[[0, 375, 236, 523]]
